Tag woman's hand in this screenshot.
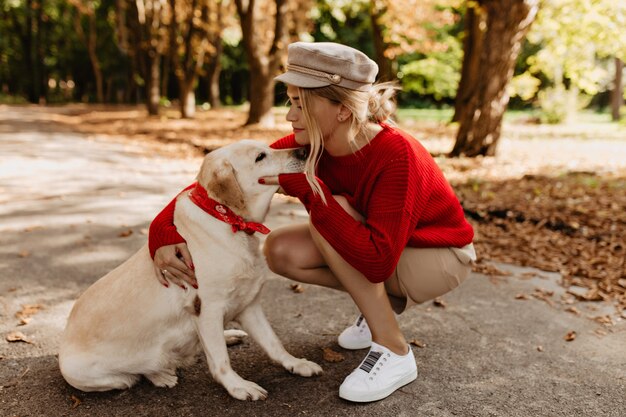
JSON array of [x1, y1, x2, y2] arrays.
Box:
[[153, 243, 197, 290]]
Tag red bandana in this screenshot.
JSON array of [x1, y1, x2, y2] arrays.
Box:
[[188, 183, 270, 236]]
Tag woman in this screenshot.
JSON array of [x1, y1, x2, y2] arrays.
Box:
[[148, 42, 476, 402]]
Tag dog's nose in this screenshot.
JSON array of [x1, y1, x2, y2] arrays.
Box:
[[293, 147, 309, 161]]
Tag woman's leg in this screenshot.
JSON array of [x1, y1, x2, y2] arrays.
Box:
[[264, 195, 407, 356], [308, 222, 408, 355], [263, 223, 345, 291]]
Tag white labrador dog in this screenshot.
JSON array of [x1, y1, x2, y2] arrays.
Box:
[[59, 140, 322, 400]]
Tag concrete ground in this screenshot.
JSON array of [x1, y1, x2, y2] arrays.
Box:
[[0, 106, 624, 416]]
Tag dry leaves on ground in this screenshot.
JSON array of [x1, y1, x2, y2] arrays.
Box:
[[15, 304, 44, 326], [6, 331, 33, 344], [322, 347, 345, 363], [564, 331, 577, 342], [290, 284, 304, 293], [458, 173, 626, 312], [409, 338, 426, 348]]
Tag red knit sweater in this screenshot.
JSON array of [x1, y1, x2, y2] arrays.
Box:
[[148, 123, 473, 283]]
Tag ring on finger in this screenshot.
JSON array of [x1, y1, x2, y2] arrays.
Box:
[[161, 269, 168, 275]]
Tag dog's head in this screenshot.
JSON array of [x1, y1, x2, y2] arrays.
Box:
[[196, 140, 306, 221]]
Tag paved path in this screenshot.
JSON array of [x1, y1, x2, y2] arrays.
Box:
[[0, 106, 624, 416]]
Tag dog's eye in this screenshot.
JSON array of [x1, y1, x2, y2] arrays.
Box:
[[255, 152, 267, 163]]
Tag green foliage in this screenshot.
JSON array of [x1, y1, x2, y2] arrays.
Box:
[[0, 0, 623, 113], [310, 0, 375, 57], [398, 34, 462, 102], [523, 0, 626, 105], [537, 86, 590, 124]]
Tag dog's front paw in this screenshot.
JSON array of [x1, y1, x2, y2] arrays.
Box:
[[225, 379, 268, 401], [145, 370, 178, 388], [284, 358, 323, 377]]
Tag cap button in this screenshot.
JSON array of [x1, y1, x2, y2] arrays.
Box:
[[328, 74, 341, 84]]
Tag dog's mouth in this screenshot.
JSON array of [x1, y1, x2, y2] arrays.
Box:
[[293, 147, 308, 161], [285, 159, 306, 173]]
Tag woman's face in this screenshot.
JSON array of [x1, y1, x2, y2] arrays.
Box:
[[285, 84, 340, 146]]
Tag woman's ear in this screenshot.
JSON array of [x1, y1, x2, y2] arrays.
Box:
[[337, 104, 351, 122]]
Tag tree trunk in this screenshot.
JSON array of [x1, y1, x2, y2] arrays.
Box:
[[161, 51, 170, 98], [369, 1, 394, 82], [147, 52, 160, 115], [180, 83, 196, 118], [450, 0, 539, 157], [236, 0, 289, 127], [25, 0, 37, 103], [452, 4, 485, 123], [611, 57, 624, 122], [247, 71, 276, 126], [88, 13, 103, 102], [73, 3, 104, 103], [207, 38, 223, 109]]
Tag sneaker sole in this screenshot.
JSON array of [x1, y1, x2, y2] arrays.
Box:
[[337, 338, 372, 350], [338, 368, 418, 403]]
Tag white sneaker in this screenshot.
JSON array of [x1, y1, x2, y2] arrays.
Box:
[[338, 314, 372, 350], [339, 342, 418, 403]]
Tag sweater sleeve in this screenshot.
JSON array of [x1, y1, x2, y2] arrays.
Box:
[[279, 157, 426, 284], [270, 134, 298, 149], [148, 182, 196, 259]]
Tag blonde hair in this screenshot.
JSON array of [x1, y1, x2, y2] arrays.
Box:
[[298, 82, 400, 204]]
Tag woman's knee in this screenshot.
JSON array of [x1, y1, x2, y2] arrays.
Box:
[[263, 225, 320, 276], [263, 232, 290, 275]]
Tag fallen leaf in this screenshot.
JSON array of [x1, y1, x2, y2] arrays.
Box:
[[6, 331, 33, 344], [515, 293, 530, 300], [433, 298, 447, 308], [594, 328, 608, 337], [592, 315, 613, 326], [118, 229, 133, 237], [472, 262, 512, 277], [565, 306, 581, 316], [489, 276, 505, 286], [18, 317, 32, 326], [409, 338, 426, 348], [15, 304, 44, 320], [70, 395, 81, 408], [322, 347, 345, 363], [290, 284, 304, 293], [564, 331, 577, 342], [532, 288, 556, 307]]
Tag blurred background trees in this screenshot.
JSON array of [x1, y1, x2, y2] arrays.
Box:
[[1, 0, 625, 155]]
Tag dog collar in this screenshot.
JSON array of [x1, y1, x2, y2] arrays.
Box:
[[188, 183, 270, 236]]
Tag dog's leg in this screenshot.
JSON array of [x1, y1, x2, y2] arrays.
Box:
[[237, 300, 323, 377], [194, 305, 268, 401]]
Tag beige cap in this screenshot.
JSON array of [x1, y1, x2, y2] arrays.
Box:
[[275, 42, 378, 91]]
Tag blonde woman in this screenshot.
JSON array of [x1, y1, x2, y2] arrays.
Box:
[[149, 42, 476, 402]]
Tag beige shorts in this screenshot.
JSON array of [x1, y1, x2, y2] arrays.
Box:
[[385, 247, 472, 314]]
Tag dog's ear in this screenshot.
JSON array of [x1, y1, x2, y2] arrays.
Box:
[[197, 155, 246, 213]]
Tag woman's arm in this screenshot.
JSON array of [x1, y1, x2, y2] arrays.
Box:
[[148, 183, 197, 289], [277, 158, 424, 284]]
